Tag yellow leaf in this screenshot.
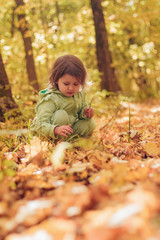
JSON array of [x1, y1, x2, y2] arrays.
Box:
[[25, 101, 33, 106], [73, 138, 94, 149], [1, 146, 9, 154], [144, 142, 160, 156], [104, 144, 114, 149]]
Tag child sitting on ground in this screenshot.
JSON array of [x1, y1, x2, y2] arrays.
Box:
[[31, 54, 96, 140]]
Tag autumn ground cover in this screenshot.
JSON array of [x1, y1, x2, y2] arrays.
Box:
[[1, 99, 160, 240]]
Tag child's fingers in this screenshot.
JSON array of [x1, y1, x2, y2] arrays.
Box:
[[64, 129, 72, 135], [85, 107, 94, 117], [62, 127, 73, 136], [86, 107, 94, 113], [61, 131, 71, 137], [62, 133, 69, 137], [66, 127, 73, 133], [66, 125, 73, 133], [54, 125, 73, 137], [90, 109, 94, 116], [89, 108, 94, 112]]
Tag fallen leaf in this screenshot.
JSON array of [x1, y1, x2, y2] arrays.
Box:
[[50, 142, 71, 168], [144, 142, 160, 156]]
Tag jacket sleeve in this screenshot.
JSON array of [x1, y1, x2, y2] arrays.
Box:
[[78, 91, 89, 120], [34, 99, 58, 138]]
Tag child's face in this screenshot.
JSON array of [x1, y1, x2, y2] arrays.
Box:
[[56, 74, 81, 97]]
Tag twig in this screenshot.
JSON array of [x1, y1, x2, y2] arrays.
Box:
[[89, 96, 95, 118]]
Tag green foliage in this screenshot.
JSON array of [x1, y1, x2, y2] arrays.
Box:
[[0, 0, 160, 100], [102, 0, 160, 98], [0, 155, 17, 181], [3, 159, 17, 171], [0, 159, 17, 181]]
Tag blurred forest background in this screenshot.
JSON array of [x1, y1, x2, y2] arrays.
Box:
[[1, 2, 160, 239], [1, 0, 160, 121]]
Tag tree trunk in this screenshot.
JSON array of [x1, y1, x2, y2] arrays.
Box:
[[55, 1, 61, 27], [0, 52, 19, 122], [39, 0, 49, 72], [90, 0, 120, 92], [15, 0, 39, 91]]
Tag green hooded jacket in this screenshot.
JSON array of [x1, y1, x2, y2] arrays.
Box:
[[31, 88, 88, 138]]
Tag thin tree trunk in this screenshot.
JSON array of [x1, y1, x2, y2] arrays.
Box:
[[0, 52, 19, 121], [11, 7, 16, 37], [55, 1, 61, 27], [39, 0, 49, 72], [91, 0, 120, 92], [15, 0, 39, 91]]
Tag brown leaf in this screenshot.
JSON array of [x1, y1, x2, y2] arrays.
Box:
[[144, 142, 160, 156]]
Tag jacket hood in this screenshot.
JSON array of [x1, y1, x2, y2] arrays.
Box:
[[39, 88, 61, 100]]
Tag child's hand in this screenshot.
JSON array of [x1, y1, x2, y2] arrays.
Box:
[[84, 107, 94, 118], [54, 124, 73, 137]]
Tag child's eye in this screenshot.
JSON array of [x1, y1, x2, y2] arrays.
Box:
[[64, 83, 69, 85], [74, 83, 79, 86]]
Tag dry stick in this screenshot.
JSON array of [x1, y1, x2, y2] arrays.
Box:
[[89, 96, 95, 118], [89, 96, 95, 108]]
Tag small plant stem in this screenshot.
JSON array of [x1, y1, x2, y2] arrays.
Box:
[[89, 96, 94, 108], [127, 105, 131, 142], [12, 143, 23, 153], [89, 96, 94, 117]]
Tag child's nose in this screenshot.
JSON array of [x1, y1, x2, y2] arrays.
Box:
[[69, 85, 74, 90]]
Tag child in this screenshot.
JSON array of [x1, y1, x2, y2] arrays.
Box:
[[31, 55, 96, 140]]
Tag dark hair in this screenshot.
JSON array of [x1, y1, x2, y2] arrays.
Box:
[[49, 55, 87, 88]]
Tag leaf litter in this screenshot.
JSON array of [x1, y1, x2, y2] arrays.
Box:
[[1, 101, 160, 239]]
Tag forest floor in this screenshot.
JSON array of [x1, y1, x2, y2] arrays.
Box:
[[1, 99, 160, 240]]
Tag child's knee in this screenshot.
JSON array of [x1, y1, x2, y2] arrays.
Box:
[[87, 119, 96, 135], [73, 119, 96, 136], [89, 118, 96, 130], [52, 110, 70, 125]]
